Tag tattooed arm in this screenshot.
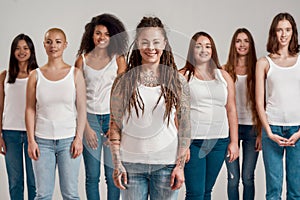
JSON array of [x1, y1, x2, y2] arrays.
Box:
[[170, 73, 191, 190], [109, 75, 127, 190]]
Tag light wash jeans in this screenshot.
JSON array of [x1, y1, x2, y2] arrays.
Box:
[[225, 125, 259, 200], [121, 162, 179, 200], [262, 125, 300, 200], [2, 130, 36, 200], [33, 136, 81, 200], [184, 138, 229, 200], [83, 113, 119, 200]]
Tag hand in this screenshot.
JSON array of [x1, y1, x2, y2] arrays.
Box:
[[103, 129, 111, 146], [113, 165, 127, 190], [185, 149, 190, 163], [0, 137, 6, 155], [227, 142, 239, 163], [28, 140, 40, 160], [71, 136, 83, 158], [255, 136, 262, 151], [286, 131, 300, 146], [268, 133, 292, 147], [84, 127, 98, 150], [170, 165, 185, 191]]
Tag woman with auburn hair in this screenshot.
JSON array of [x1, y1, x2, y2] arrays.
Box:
[[223, 28, 261, 200], [180, 31, 239, 200], [256, 12, 300, 199]]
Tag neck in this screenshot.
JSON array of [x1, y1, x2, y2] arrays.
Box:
[[18, 61, 28, 72], [90, 47, 109, 58], [237, 55, 247, 67], [47, 57, 66, 68], [276, 47, 291, 58], [141, 63, 159, 73]]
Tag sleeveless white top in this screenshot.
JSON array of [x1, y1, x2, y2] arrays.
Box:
[[235, 75, 253, 125], [82, 54, 118, 114], [189, 69, 229, 139], [120, 84, 178, 164], [266, 55, 300, 125], [2, 75, 28, 130], [35, 67, 77, 139]]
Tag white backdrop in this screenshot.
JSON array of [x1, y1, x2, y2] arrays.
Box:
[[0, 0, 299, 199]]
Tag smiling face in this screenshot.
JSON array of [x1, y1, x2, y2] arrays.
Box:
[[43, 30, 67, 59], [193, 35, 212, 65], [137, 27, 166, 65], [93, 25, 110, 49], [235, 32, 249, 56], [14, 39, 31, 63], [276, 19, 293, 48]]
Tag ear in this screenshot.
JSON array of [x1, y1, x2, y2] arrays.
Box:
[[64, 41, 68, 49], [163, 39, 167, 50]]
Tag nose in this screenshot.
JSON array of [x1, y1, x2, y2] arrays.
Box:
[[148, 42, 155, 50]]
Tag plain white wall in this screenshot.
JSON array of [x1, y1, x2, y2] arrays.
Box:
[[0, 0, 299, 199]]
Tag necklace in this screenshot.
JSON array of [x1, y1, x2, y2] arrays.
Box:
[[140, 71, 159, 87]]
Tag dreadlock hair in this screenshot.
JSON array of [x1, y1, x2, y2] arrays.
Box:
[[224, 28, 261, 132], [77, 13, 128, 57], [115, 16, 181, 125], [179, 31, 221, 82], [8, 33, 38, 83]]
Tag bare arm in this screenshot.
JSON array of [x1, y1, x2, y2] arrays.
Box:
[[221, 70, 239, 162], [70, 68, 87, 158], [74, 55, 83, 70], [255, 57, 291, 146], [0, 70, 7, 155], [116, 55, 127, 74], [25, 70, 39, 160]]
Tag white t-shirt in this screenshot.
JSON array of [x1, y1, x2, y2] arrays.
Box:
[[35, 67, 77, 139], [2, 76, 28, 130], [82, 54, 118, 114], [235, 75, 253, 125], [189, 69, 229, 139], [120, 84, 178, 164], [266, 55, 300, 125]]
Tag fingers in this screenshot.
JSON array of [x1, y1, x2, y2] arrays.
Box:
[[87, 137, 98, 149], [0, 145, 6, 155], [113, 169, 127, 190], [170, 173, 184, 191]]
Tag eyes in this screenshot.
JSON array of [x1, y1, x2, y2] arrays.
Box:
[[139, 40, 164, 49], [45, 40, 63, 45], [194, 44, 211, 49], [94, 31, 110, 37], [276, 27, 292, 34], [15, 46, 29, 51], [235, 39, 249, 44]]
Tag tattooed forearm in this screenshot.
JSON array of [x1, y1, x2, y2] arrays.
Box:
[[176, 74, 191, 166]]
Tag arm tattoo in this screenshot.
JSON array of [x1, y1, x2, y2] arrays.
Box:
[[176, 74, 191, 168]]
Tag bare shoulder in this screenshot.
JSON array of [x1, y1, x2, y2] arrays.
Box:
[[220, 69, 232, 82], [256, 56, 269, 68], [0, 70, 7, 81], [74, 55, 83, 69]]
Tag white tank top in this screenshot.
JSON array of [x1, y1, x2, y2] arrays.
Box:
[[266, 55, 300, 125], [2, 75, 28, 130], [82, 54, 118, 114], [120, 84, 178, 164], [189, 69, 229, 139], [35, 67, 77, 139], [235, 75, 253, 125]]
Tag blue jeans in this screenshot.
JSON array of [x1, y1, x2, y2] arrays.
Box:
[[2, 130, 36, 200], [262, 125, 300, 200], [33, 136, 81, 200], [184, 138, 229, 200], [121, 162, 179, 200], [225, 125, 259, 200], [83, 113, 119, 200]]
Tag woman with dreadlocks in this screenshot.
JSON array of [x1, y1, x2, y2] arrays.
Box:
[[109, 16, 191, 200]]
